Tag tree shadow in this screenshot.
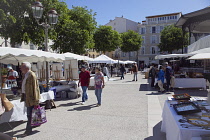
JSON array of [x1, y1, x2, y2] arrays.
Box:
[[144, 121, 166, 140], [67, 104, 97, 111]]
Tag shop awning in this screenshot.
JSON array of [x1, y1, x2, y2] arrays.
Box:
[[155, 54, 193, 59]]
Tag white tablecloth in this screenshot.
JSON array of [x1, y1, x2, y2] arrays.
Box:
[[0, 91, 55, 124], [154, 78, 206, 89], [161, 100, 210, 140], [39, 90, 55, 103], [174, 78, 206, 89]]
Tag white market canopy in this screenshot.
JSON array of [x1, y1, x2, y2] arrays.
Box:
[[0, 47, 65, 65], [114, 60, 126, 64], [155, 54, 193, 60], [124, 60, 136, 64], [63, 52, 93, 61], [89, 54, 115, 64], [188, 53, 210, 60]]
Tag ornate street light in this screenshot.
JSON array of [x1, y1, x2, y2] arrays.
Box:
[[48, 9, 58, 24], [31, 1, 44, 20], [31, 1, 58, 89]]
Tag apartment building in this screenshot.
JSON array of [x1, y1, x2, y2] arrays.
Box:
[[138, 12, 182, 65], [104, 16, 138, 60]]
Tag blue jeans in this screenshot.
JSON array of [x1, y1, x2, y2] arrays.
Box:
[[26, 106, 34, 132], [81, 86, 88, 102], [133, 72, 138, 81], [95, 88, 102, 105], [121, 72, 124, 79]]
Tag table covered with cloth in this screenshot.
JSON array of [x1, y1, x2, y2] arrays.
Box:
[[161, 100, 210, 140], [0, 91, 54, 124]]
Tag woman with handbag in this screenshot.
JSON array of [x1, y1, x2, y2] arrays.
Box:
[[94, 67, 105, 107]]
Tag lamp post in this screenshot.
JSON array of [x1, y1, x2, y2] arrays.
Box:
[[31, 1, 58, 89]]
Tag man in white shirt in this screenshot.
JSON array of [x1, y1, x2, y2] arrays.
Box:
[[7, 66, 19, 86]]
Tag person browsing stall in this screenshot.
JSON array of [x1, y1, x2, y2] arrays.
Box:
[[78, 65, 91, 105], [20, 62, 40, 136]]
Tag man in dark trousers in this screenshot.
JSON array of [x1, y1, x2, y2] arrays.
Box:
[[120, 64, 126, 80], [165, 62, 173, 91], [149, 64, 157, 87], [132, 63, 138, 81], [78, 65, 91, 105]]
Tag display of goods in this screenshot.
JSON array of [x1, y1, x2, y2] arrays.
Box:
[[188, 118, 210, 127], [173, 102, 201, 115], [172, 93, 191, 100]]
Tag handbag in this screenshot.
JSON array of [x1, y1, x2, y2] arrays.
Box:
[[0, 93, 14, 112], [31, 106, 47, 126]]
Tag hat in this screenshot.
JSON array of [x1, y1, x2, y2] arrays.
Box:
[[165, 62, 168, 65], [81, 65, 86, 69], [7, 66, 12, 70]]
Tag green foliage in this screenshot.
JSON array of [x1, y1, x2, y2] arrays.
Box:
[[158, 25, 189, 53], [51, 6, 97, 54], [1, 68, 8, 76], [93, 26, 121, 54], [0, 1, 97, 55], [120, 30, 142, 52]]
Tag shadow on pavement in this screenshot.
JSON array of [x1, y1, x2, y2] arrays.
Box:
[[11, 130, 40, 138], [0, 121, 26, 132], [144, 121, 166, 140], [57, 101, 81, 107], [67, 104, 97, 111]]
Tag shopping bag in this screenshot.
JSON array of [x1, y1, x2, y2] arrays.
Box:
[[31, 106, 47, 126], [0, 93, 14, 112]]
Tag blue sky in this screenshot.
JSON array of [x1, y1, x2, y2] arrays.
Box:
[[66, 0, 209, 25]]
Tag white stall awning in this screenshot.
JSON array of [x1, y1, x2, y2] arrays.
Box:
[[0, 47, 65, 65], [63, 52, 93, 61], [89, 55, 115, 64], [155, 54, 193, 59]]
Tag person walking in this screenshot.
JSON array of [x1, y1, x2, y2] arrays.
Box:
[[132, 63, 138, 81], [120, 64, 126, 80], [20, 62, 40, 136], [94, 67, 105, 107], [78, 65, 90, 105], [149, 64, 157, 87], [165, 62, 173, 91], [157, 66, 165, 93]]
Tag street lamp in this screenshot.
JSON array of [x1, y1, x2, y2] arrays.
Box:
[[31, 1, 58, 89]]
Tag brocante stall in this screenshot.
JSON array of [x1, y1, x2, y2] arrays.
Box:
[[0, 47, 65, 124]]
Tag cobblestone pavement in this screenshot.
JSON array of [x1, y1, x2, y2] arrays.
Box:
[[0, 73, 208, 140]]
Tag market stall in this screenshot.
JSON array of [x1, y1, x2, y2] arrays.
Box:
[[155, 53, 206, 89], [161, 98, 210, 140], [0, 90, 54, 124]]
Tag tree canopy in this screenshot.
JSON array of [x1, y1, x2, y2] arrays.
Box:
[[93, 25, 121, 54], [120, 30, 142, 52], [0, 1, 97, 54], [51, 6, 97, 54], [158, 24, 189, 54]]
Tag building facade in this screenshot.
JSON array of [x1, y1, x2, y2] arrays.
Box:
[[104, 16, 138, 61], [138, 12, 182, 65]]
